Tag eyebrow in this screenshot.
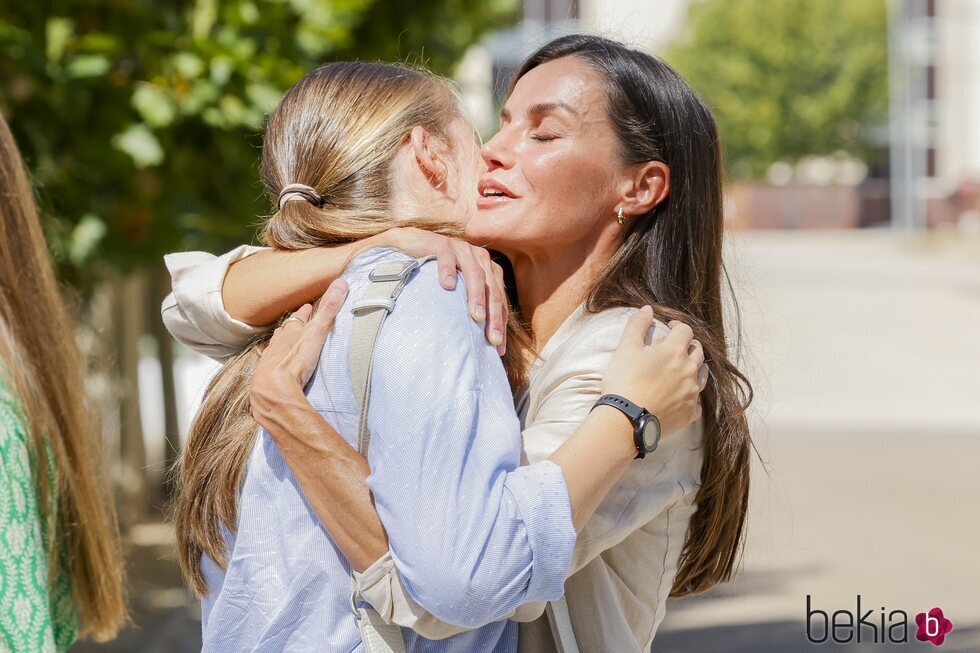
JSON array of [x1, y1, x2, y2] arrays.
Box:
[[499, 101, 579, 123]]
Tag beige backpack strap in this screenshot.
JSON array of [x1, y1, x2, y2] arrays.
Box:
[[348, 255, 433, 653], [547, 597, 581, 653], [349, 256, 433, 456]]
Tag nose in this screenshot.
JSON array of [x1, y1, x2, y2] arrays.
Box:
[[481, 128, 514, 171]]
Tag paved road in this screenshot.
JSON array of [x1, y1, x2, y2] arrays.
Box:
[[73, 230, 980, 652], [656, 230, 980, 652]]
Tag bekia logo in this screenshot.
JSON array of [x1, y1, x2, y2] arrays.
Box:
[[915, 608, 954, 647], [806, 596, 954, 647]]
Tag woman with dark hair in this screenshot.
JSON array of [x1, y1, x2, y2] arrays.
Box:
[[166, 35, 751, 651], [0, 113, 127, 650]]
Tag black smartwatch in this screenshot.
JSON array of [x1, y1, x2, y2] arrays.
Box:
[[591, 394, 661, 459]]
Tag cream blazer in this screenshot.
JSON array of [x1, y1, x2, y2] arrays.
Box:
[[162, 247, 704, 652]]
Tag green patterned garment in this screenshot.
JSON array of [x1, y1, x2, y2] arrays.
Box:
[[0, 379, 76, 653]]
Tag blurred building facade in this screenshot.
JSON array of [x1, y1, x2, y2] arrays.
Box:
[[934, 0, 980, 230], [456, 0, 980, 231]]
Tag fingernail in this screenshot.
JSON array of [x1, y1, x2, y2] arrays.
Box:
[[497, 344, 506, 357], [444, 275, 457, 288], [474, 306, 486, 320], [641, 305, 653, 314], [490, 329, 503, 345]]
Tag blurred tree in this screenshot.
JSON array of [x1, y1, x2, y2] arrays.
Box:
[[0, 0, 518, 284], [667, 0, 888, 179], [0, 0, 517, 511]]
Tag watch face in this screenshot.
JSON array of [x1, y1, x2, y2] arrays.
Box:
[[639, 414, 661, 451]]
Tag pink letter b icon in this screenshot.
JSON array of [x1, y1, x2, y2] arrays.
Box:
[[915, 607, 953, 646]]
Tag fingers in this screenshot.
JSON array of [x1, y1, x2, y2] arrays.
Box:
[[619, 305, 654, 349], [480, 255, 506, 351], [308, 279, 348, 341], [493, 262, 509, 356], [282, 303, 313, 332], [665, 320, 694, 348], [697, 363, 710, 391], [434, 245, 458, 291], [688, 339, 705, 369], [452, 244, 487, 323]]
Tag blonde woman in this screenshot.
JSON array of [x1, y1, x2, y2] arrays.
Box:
[[169, 60, 706, 652], [0, 114, 126, 651]]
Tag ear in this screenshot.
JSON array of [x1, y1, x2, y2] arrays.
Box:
[[621, 161, 670, 216], [409, 125, 448, 190]]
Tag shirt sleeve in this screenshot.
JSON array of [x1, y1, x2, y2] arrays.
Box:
[[522, 313, 689, 581], [362, 263, 576, 629], [160, 245, 268, 362]]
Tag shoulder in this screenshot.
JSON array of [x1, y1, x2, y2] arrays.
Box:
[[347, 248, 471, 331], [359, 251, 504, 397], [549, 306, 671, 364]]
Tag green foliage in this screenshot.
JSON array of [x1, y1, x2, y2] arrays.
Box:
[[667, 0, 888, 179], [0, 0, 517, 286]]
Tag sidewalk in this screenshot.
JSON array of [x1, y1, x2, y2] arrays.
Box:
[[656, 230, 980, 651]]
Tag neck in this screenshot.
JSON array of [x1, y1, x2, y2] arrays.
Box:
[[509, 231, 621, 351]]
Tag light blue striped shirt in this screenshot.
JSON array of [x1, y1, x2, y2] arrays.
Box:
[[200, 248, 576, 652]]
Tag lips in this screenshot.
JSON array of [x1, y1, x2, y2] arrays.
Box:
[[477, 178, 517, 208]]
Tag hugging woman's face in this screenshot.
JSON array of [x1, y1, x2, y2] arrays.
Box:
[[465, 56, 632, 257]]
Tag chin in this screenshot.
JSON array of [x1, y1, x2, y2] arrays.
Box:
[[464, 217, 511, 244]]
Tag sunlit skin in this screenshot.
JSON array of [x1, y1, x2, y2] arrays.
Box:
[[463, 56, 670, 348]]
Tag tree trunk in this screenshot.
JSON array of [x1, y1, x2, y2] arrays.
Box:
[[115, 272, 149, 519], [150, 264, 180, 500]]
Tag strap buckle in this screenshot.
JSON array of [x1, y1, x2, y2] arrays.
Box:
[[368, 260, 419, 282]]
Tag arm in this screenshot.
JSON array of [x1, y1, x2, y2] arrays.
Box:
[[162, 245, 268, 361], [363, 265, 574, 627], [162, 229, 510, 361], [253, 270, 702, 629], [512, 314, 705, 623]]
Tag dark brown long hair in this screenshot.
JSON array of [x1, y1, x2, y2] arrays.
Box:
[[0, 113, 127, 639], [514, 35, 754, 598]]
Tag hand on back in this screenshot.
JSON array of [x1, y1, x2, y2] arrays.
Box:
[[250, 279, 349, 429], [602, 306, 709, 436], [382, 227, 508, 355]]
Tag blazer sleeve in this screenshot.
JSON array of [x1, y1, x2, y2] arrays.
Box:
[[160, 245, 268, 362], [353, 548, 543, 641], [513, 311, 698, 625]]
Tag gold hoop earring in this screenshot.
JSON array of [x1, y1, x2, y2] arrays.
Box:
[[617, 206, 625, 225]]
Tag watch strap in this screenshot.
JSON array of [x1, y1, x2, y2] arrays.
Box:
[[592, 394, 645, 422]]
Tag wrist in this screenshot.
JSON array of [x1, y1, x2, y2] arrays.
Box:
[[360, 230, 392, 252], [253, 382, 308, 427], [590, 404, 642, 460]]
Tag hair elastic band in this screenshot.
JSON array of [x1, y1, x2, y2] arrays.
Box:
[[278, 183, 322, 210]]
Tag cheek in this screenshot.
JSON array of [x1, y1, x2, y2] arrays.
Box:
[[526, 149, 615, 230]]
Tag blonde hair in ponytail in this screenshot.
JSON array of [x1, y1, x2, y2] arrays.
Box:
[[174, 62, 474, 597]]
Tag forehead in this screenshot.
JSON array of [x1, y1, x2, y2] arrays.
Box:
[[506, 56, 608, 116]]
